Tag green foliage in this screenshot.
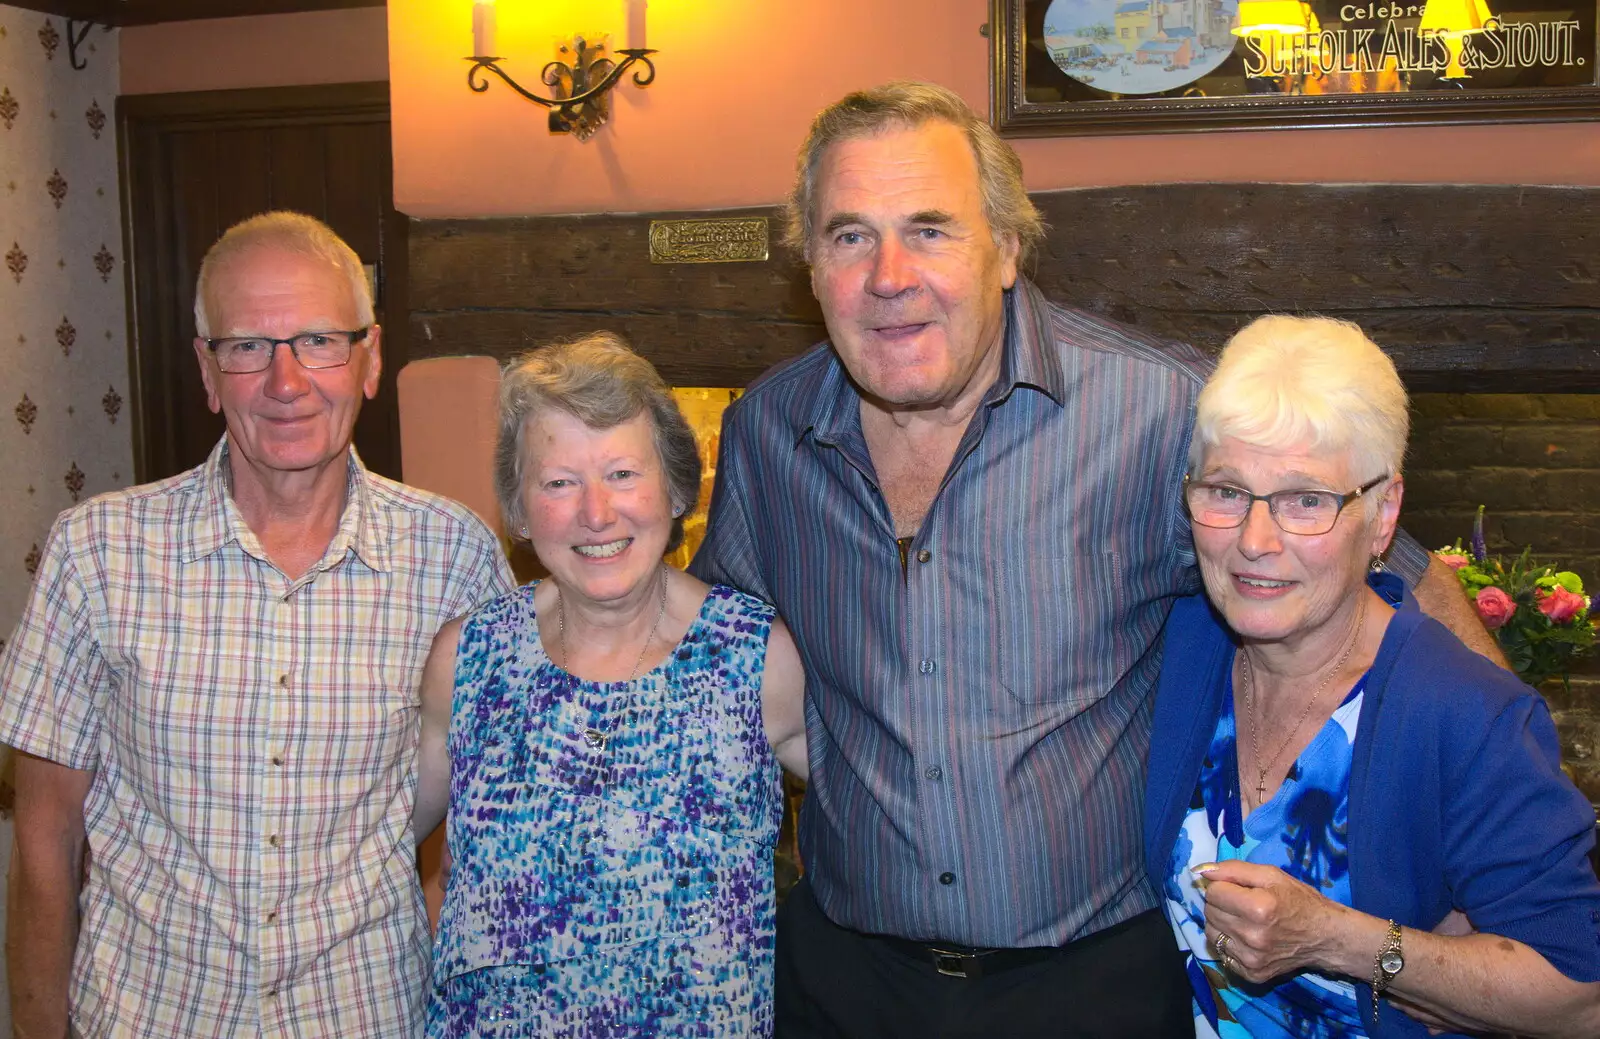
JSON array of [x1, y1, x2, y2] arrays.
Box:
[[1438, 508, 1596, 689]]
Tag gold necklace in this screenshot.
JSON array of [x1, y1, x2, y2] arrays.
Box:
[[555, 563, 669, 751], [1239, 596, 1367, 807]]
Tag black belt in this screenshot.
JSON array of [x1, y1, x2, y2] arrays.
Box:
[[865, 910, 1163, 980], [872, 934, 1060, 979]]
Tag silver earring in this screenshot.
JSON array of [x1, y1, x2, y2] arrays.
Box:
[[1370, 556, 1386, 573], [519, 526, 529, 539], [671, 505, 684, 518]]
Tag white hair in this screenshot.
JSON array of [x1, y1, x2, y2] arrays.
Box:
[[193, 210, 373, 337], [1192, 315, 1409, 492]]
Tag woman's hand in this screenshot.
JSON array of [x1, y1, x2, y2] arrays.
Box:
[[1197, 860, 1352, 984]]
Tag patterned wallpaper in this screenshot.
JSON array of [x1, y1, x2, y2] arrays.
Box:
[[0, 8, 128, 669], [0, 9, 126, 1030]]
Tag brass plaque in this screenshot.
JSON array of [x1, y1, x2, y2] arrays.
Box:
[[649, 217, 770, 264]]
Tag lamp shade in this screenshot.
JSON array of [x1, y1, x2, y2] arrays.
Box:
[[1420, 0, 1493, 35], [1233, 0, 1312, 36]]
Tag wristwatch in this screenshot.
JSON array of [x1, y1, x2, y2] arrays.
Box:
[[1371, 920, 1405, 1016]]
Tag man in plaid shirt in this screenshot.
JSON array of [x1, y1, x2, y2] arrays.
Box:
[[0, 212, 514, 1038]]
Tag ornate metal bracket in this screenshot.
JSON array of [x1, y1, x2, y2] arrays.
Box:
[[467, 37, 657, 141]]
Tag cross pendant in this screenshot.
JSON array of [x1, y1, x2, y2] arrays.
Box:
[[1254, 769, 1268, 804]]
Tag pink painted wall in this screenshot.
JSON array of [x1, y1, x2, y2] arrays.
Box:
[[121, 7, 388, 95], [388, 0, 1600, 220]]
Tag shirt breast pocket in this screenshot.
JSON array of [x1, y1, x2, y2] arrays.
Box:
[[988, 550, 1130, 706]]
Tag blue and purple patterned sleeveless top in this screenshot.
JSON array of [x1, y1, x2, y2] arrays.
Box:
[[427, 581, 784, 1038]]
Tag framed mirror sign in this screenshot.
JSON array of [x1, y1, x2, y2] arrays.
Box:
[[990, 0, 1600, 134]]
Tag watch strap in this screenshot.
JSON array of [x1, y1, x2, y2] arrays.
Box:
[[1371, 919, 1404, 1018]]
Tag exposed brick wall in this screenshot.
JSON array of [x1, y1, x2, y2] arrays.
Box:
[[1402, 394, 1600, 804]]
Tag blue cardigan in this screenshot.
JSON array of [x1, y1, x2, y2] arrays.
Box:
[[1144, 575, 1600, 1038]]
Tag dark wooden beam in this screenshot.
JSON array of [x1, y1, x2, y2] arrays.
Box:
[[7, 0, 383, 26], [408, 184, 1600, 393]]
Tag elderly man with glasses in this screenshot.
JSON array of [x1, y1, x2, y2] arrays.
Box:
[[0, 212, 513, 1038]]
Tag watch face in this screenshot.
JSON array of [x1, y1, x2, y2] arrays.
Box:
[[1380, 950, 1405, 975]]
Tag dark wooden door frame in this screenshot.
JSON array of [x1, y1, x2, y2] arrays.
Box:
[[117, 81, 405, 484]]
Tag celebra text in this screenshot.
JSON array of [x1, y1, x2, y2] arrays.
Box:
[[1243, 17, 1585, 77]]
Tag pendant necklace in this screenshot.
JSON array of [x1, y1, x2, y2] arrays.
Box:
[[555, 563, 669, 752], [1239, 596, 1367, 807]]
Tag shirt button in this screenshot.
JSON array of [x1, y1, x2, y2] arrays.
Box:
[[939, 871, 956, 886], [265, 909, 278, 924], [919, 659, 936, 675], [278, 674, 289, 688], [917, 549, 932, 564], [267, 834, 281, 848], [265, 987, 278, 998], [270, 754, 284, 766], [925, 766, 943, 781]]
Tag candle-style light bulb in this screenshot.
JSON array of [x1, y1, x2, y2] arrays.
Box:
[[472, 0, 497, 57], [627, 0, 648, 50]]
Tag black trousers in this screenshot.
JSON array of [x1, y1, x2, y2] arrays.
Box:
[[775, 878, 1195, 1039]]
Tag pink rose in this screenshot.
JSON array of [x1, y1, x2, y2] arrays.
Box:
[[1436, 552, 1471, 571], [1537, 586, 1586, 625], [1474, 586, 1516, 630]]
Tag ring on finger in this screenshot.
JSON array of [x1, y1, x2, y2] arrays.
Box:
[[1215, 933, 1237, 972]]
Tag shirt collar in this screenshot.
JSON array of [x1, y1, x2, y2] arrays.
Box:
[[180, 436, 392, 574], [989, 275, 1068, 408], [803, 275, 1067, 445]]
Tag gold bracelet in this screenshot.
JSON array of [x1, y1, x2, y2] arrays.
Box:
[[1371, 919, 1405, 1019]]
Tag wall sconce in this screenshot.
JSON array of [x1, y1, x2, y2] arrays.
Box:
[[466, 0, 657, 141]]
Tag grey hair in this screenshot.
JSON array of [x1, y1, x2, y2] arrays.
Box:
[[1192, 315, 1409, 515], [194, 211, 373, 338], [784, 80, 1045, 264], [495, 332, 701, 553]]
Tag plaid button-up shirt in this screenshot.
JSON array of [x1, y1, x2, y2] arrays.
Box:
[[0, 438, 514, 1038]]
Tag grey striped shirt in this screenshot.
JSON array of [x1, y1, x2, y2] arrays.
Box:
[[692, 278, 1426, 947]]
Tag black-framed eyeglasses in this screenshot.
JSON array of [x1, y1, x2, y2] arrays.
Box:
[[205, 327, 370, 374], [1183, 473, 1390, 536]]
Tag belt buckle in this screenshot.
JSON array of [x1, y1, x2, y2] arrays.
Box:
[[931, 948, 980, 979]]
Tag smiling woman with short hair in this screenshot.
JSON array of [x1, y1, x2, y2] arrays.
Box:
[[412, 333, 806, 1037], [1145, 314, 1600, 1039]]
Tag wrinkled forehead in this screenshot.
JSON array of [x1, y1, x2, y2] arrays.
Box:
[[205, 245, 359, 331], [812, 118, 980, 199], [1195, 433, 1363, 488]]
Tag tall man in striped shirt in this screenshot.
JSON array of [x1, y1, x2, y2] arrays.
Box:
[[691, 82, 1498, 1036], [0, 212, 514, 1038]]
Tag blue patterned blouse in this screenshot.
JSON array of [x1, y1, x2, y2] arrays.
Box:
[[1164, 669, 1371, 1039], [427, 582, 784, 1038]]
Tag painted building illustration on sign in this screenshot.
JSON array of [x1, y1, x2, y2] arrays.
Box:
[[1046, 0, 1240, 93]]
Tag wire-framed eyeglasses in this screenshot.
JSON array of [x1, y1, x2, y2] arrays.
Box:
[[1183, 473, 1390, 536], [205, 327, 370, 374]]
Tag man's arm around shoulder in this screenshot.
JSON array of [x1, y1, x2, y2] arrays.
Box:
[[1411, 554, 1512, 668], [9, 751, 92, 1039]]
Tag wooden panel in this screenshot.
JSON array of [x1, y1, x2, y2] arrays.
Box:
[[323, 122, 386, 261], [212, 129, 272, 233], [268, 125, 329, 219], [163, 130, 225, 475], [409, 211, 824, 323], [412, 311, 823, 389], [407, 184, 1600, 393]]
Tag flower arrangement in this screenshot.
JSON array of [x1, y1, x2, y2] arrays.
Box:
[[1437, 507, 1596, 689]]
